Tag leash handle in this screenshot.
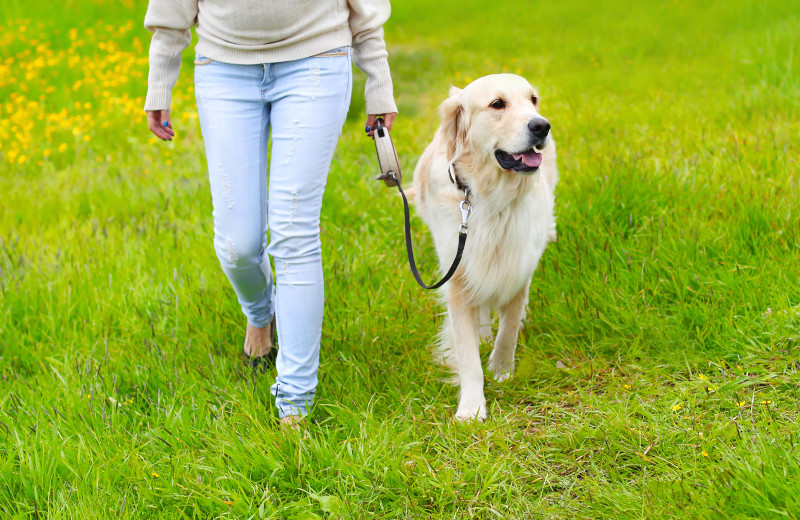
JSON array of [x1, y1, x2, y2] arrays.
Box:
[[393, 174, 468, 290], [373, 118, 402, 187]]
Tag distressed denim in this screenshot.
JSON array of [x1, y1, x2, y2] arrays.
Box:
[[194, 47, 352, 418]]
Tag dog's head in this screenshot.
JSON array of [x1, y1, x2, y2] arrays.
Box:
[[439, 74, 551, 175]]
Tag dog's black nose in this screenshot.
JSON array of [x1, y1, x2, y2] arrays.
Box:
[[528, 118, 550, 139]]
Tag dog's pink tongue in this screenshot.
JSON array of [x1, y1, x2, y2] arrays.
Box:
[[512, 151, 542, 168]]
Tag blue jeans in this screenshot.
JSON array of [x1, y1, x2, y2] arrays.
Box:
[[194, 47, 353, 418]]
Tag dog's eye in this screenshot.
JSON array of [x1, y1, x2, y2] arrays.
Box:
[[490, 99, 506, 110], [531, 96, 538, 105]]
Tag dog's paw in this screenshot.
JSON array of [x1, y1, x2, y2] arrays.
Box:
[[456, 406, 486, 423], [454, 403, 487, 422], [488, 352, 514, 382]]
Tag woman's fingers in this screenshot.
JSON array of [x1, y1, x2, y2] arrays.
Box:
[[365, 114, 377, 137], [381, 112, 396, 131], [147, 109, 174, 141], [365, 112, 397, 137]]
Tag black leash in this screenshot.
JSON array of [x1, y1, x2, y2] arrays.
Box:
[[372, 118, 471, 290], [392, 173, 471, 290]]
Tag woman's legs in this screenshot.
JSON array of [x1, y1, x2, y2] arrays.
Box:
[[195, 50, 352, 419], [265, 52, 352, 418], [194, 60, 275, 331]]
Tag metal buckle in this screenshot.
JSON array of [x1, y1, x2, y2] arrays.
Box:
[[459, 197, 471, 234]]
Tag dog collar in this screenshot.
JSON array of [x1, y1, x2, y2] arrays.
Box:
[[448, 163, 470, 194]]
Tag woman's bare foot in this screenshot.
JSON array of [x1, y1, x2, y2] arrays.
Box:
[[243, 320, 275, 358], [280, 415, 304, 431]]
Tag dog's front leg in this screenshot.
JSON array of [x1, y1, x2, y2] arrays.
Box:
[[488, 283, 529, 382], [447, 286, 485, 421]]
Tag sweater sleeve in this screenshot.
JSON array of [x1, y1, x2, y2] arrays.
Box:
[[347, 0, 397, 115], [143, 0, 198, 111]]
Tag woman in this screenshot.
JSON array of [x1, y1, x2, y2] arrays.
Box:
[[143, 0, 397, 427]]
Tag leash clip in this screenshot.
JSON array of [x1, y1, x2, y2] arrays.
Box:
[[459, 197, 472, 235]]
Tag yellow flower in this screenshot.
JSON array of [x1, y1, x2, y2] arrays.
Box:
[[737, 401, 745, 407], [58, 143, 68, 152], [672, 404, 682, 411], [698, 374, 708, 381], [623, 384, 632, 390], [151, 472, 160, 478], [701, 450, 708, 458]]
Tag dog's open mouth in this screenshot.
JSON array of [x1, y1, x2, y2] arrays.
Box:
[[495, 147, 542, 173]]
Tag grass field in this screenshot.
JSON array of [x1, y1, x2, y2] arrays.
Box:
[[2, 0, 800, 517]]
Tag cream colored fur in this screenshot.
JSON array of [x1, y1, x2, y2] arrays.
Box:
[[410, 74, 558, 421]]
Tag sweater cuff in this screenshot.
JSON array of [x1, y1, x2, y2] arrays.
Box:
[[362, 57, 397, 115], [143, 50, 183, 112], [144, 86, 173, 112]]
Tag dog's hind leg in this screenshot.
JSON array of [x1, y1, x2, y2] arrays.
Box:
[[488, 283, 529, 382], [479, 306, 493, 341], [447, 286, 485, 422], [433, 314, 459, 382]]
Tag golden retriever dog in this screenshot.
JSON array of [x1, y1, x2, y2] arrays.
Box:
[[410, 74, 558, 421]]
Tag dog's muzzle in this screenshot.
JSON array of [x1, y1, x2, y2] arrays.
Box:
[[495, 117, 550, 173]]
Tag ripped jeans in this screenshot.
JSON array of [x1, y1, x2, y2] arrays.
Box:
[[194, 47, 352, 418]]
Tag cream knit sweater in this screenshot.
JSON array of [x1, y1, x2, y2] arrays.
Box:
[[144, 0, 397, 115]]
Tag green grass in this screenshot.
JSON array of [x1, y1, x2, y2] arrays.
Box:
[[1, 0, 800, 517]]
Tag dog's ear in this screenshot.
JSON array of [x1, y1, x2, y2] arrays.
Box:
[[439, 87, 467, 160]]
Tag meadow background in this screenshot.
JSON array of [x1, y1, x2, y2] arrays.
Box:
[[1, 0, 799, 518]]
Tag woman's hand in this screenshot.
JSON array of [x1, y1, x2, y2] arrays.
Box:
[[147, 110, 175, 141], [365, 112, 396, 137]]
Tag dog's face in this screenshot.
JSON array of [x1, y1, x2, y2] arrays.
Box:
[[440, 74, 551, 174]]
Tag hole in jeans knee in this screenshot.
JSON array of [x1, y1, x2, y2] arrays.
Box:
[[225, 236, 239, 264]]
